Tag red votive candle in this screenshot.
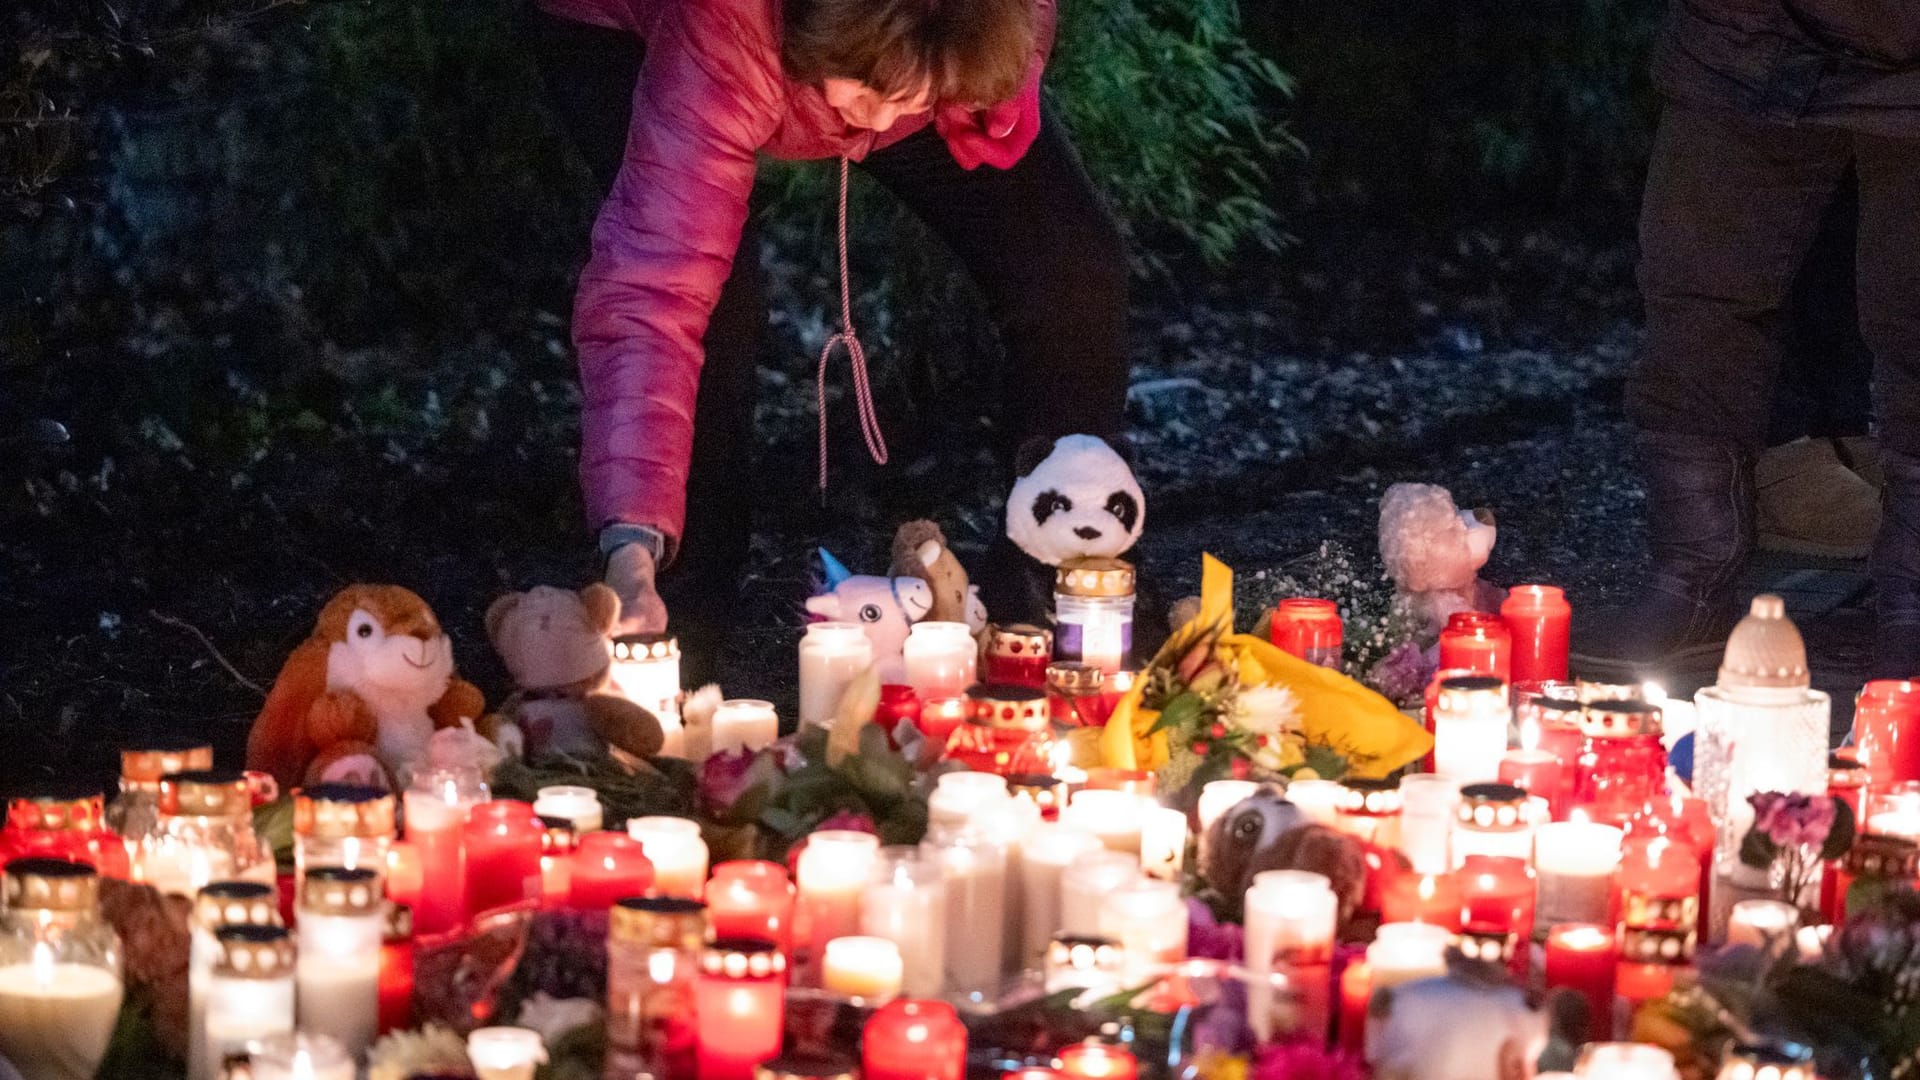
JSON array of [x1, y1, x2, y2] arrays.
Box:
[[1270, 598, 1344, 669], [1545, 923, 1618, 1044], [1856, 680, 1920, 797], [1337, 959, 1371, 1054], [918, 697, 968, 742], [986, 624, 1054, 689], [1438, 611, 1512, 685], [1380, 869, 1463, 930], [384, 840, 424, 911], [1457, 855, 1535, 979], [874, 685, 922, 739], [862, 999, 967, 1080], [378, 905, 415, 1035], [464, 799, 543, 915], [706, 860, 795, 949], [1498, 747, 1566, 819], [695, 938, 786, 1080], [569, 831, 655, 910], [1056, 1041, 1138, 1080], [1501, 585, 1571, 685], [0, 788, 131, 879]]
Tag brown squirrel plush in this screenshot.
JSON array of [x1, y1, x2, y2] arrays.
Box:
[[485, 583, 664, 761], [890, 520, 987, 631], [246, 585, 487, 792]]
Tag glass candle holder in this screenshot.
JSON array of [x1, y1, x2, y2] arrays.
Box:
[[1437, 611, 1513, 685], [628, 816, 709, 899], [403, 765, 488, 936], [1053, 558, 1136, 674], [378, 903, 415, 1037], [1364, 922, 1450, 991], [696, 939, 787, 1080], [797, 830, 881, 976], [465, 799, 544, 915], [1057, 1040, 1140, 1080], [248, 1032, 354, 1080], [1284, 778, 1344, 825], [1855, 680, 1920, 797], [711, 698, 780, 756], [1060, 789, 1147, 855], [189, 882, 281, 1080], [0, 860, 124, 1080], [986, 624, 1054, 689], [612, 633, 684, 754], [862, 998, 967, 1080], [1044, 932, 1126, 996], [1397, 774, 1460, 875], [920, 823, 1007, 999], [799, 623, 874, 731], [204, 924, 296, 1075], [1544, 924, 1619, 1044], [927, 771, 1010, 829], [1379, 867, 1462, 929], [532, 785, 603, 833], [1270, 598, 1344, 669], [1016, 824, 1102, 969], [1831, 833, 1919, 923], [1863, 780, 1920, 841], [1694, 682, 1830, 894], [1534, 821, 1623, 927], [1432, 674, 1513, 783], [1059, 849, 1141, 936], [946, 684, 1054, 777], [294, 866, 383, 1059], [1572, 701, 1669, 827], [1244, 870, 1335, 1043], [861, 846, 946, 998], [570, 831, 655, 910], [1453, 782, 1535, 865], [468, 1026, 549, 1080], [1, 784, 130, 880], [1046, 662, 1113, 728], [107, 738, 213, 873], [707, 861, 794, 948], [142, 770, 274, 898], [1502, 585, 1571, 686], [1575, 1042, 1677, 1080], [1333, 778, 1403, 846], [1525, 695, 1589, 779], [606, 896, 705, 1080], [754, 1055, 858, 1080], [904, 621, 979, 700], [1458, 855, 1535, 980], [1138, 804, 1189, 883], [1097, 877, 1187, 984], [1714, 1044, 1815, 1080], [292, 783, 395, 895], [821, 935, 904, 1001]]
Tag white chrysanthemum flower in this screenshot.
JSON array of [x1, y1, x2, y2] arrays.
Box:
[[368, 1024, 475, 1080], [515, 992, 604, 1045], [1231, 684, 1301, 737]]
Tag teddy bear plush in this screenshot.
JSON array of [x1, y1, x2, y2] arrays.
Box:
[[484, 583, 664, 761], [1378, 482, 1506, 637], [247, 584, 488, 793], [890, 519, 988, 632]]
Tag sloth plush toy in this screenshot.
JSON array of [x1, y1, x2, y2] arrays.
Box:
[[985, 433, 1149, 631]]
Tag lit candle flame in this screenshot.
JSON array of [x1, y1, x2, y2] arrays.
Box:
[[1518, 716, 1540, 753], [30, 942, 54, 989]]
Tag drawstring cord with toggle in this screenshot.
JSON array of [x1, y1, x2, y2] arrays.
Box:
[[817, 156, 889, 497]]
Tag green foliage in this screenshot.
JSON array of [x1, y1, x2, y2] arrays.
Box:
[[758, 724, 929, 855]]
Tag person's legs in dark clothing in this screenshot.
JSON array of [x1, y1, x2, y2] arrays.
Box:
[[857, 108, 1131, 624], [1576, 105, 1852, 677], [527, 9, 764, 684], [1854, 131, 1920, 677]]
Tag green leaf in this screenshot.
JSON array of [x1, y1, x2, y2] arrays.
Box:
[[1148, 692, 1206, 736], [1739, 824, 1779, 869], [1820, 796, 1857, 862]]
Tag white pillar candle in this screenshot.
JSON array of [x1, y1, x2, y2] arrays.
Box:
[[1364, 922, 1452, 990], [920, 824, 1008, 999], [188, 882, 280, 1080], [1397, 774, 1460, 875], [467, 1026, 549, 1080], [532, 786, 604, 833], [1726, 899, 1800, 953], [1018, 823, 1103, 969], [861, 846, 947, 997], [798, 623, 874, 730], [0, 952, 124, 1080], [1432, 676, 1513, 783], [1059, 849, 1141, 936], [610, 635, 682, 718], [1139, 804, 1189, 882], [903, 621, 979, 700], [294, 869, 383, 1061], [928, 771, 1010, 828], [1285, 779, 1344, 825], [247, 1032, 354, 1080], [1534, 821, 1624, 927], [1245, 870, 1337, 1043], [821, 935, 904, 1001], [797, 831, 881, 973], [979, 793, 1043, 976], [626, 816, 709, 899], [204, 928, 296, 1076], [1060, 789, 1145, 854], [1097, 878, 1187, 984], [711, 699, 780, 755]]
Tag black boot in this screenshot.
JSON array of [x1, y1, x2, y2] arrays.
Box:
[[1571, 432, 1755, 680], [1872, 448, 1920, 679]]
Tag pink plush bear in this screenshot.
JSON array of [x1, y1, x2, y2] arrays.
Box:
[[1378, 482, 1506, 637]]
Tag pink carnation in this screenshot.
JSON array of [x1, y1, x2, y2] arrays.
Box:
[[1747, 792, 1838, 849], [698, 747, 762, 819]]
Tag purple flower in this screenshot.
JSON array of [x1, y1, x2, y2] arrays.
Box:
[[1187, 897, 1244, 962], [698, 747, 767, 820], [815, 810, 878, 835], [1249, 1038, 1367, 1080], [1365, 642, 1432, 706], [1748, 792, 1838, 849]]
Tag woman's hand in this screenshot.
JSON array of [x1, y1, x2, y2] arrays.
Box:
[[604, 541, 669, 635]]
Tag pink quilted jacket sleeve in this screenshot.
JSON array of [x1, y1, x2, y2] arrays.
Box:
[[573, 0, 784, 549]]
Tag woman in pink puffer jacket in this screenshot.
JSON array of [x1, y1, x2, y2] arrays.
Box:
[[529, 0, 1129, 678]]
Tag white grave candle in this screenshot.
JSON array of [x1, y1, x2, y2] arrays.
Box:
[[1060, 789, 1145, 854], [797, 831, 880, 976], [1285, 779, 1344, 825], [903, 621, 979, 699], [1365, 922, 1452, 990], [1432, 675, 1513, 783], [1139, 804, 1190, 882], [798, 623, 874, 730], [626, 816, 709, 899], [928, 771, 1010, 829], [979, 792, 1043, 976], [861, 846, 947, 998], [1727, 899, 1800, 953], [188, 882, 280, 1080], [711, 699, 780, 755], [468, 1026, 549, 1080], [821, 935, 904, 1001], [294, 868, 383, 1060], [1244, 870, 1337, 1042], [203, 926, 296, 1074], [1397, 774, 1460, 875], [1018, 823, 1103, 968], [247, 1032, 354, 1080], [1098, 878, 1187, 984], [1534, 821, 1623, 927], [0, 953, 124, 1080], [533, 786, 604, 833], [920, 824, 1007, 999], [1573, 1042, 1678, 1079], [1059, 849, 1141, 936]]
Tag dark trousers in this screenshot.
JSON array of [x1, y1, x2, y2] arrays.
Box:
[[1631, 104, 1920, 455], [527, 11, 1129, 627]]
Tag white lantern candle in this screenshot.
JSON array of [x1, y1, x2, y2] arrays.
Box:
[[798, 623, 874, 730], [861, 846, 947, 998], [903, 621, 979, 700], [1060, 789, 1145, 854], [533, 786, 604, 834], [468, 1026, 550, 1080], [711, 699, 780, 755], [247, 1032, 353, 1080], [1397, 774, 1459, 875], [1534, 821, 1624, 927], [1059, 849, 1141, 936], [928, 771, 1010, 828], [1726, 899, 1799, 953], [1098, 877, 1187, 983], [1139, 804, 1189, 882], [1574, 1042, 1678, 1079], [203, 925, 296, 1072], [610, 635, 683, 753], [189, 883, 280, 1080], [294, 867, 382, 1060], [1285, 778, 1344, 825], [1017, 823, 1103, 968], [626, 816, 709, 899], [0, 953, 123, 1080], [821, 935, 904, 1001], [1432, 675, 1513, 782], [1365, 922, 1452, 990], [797, 830, 881, 976], [920, 824, 1007, 999], [1244, 870, 1337, 1042]]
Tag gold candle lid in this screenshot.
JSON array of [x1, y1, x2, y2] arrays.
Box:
[[7, 781, 106, 833], [1437, 673, 1507, 705], [214, 924, 295, 979], [1337, 778, 1403, 816], [1045, 661, 1106, 695], [300, 866, 383, 916], [966, 684, 1049, 731], [613, 633, 680, 661], [1618, 925, 1695, 965], [1055, 557, 1136, 598], [1620, 891, 1699, 931], [121, 740, 215, 785], [3, 858, 99, 911], [538, 815, 579, 855], [611, 896, 707, 950], [754, 1056, 858, 1080], [1455, 929, 1517, 965], [701, 938, 787, 979], [988, 623, 1053, 659], [159, 770, 250, 818], [1456, 783, 1530, 831], [1046, 933, 1124, 975], [1576, 679, 1642, 704], [194, 882, 281, 931], [1846, 833, 1920, 878], [1580, 700, 1663, 738], [292, 784, 396, 838]]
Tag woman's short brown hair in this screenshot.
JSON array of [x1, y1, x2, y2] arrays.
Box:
[[782, 0, 1036, 108]]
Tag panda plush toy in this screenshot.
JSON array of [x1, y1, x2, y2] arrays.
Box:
[[985, 434, 1152, 637]]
